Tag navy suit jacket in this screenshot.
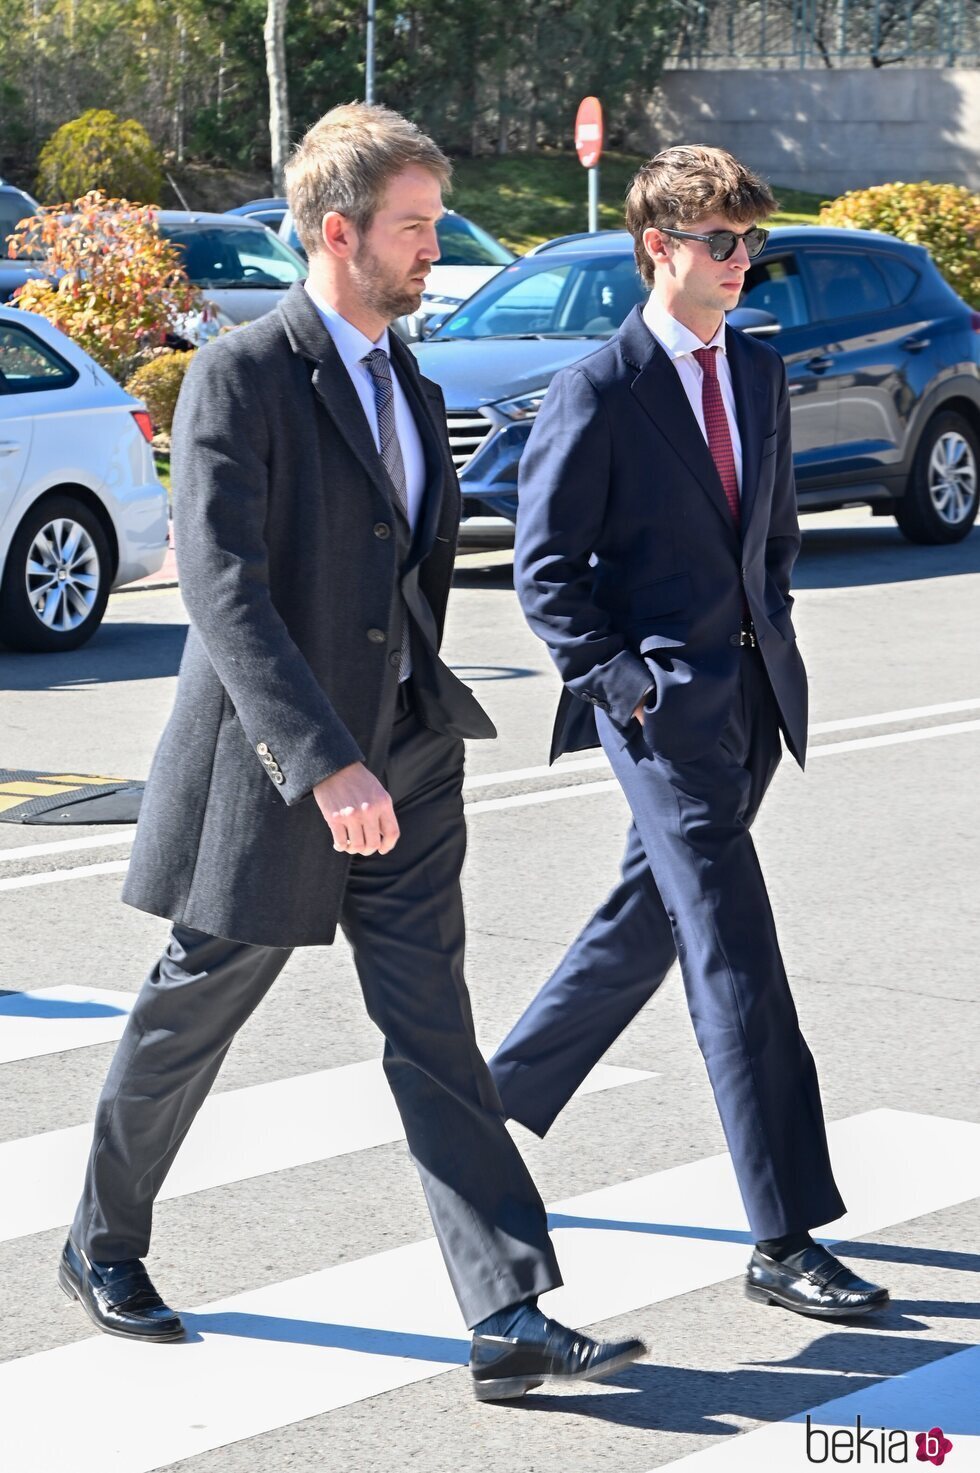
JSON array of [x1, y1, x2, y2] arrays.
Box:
[[515, 305, 808, 767]]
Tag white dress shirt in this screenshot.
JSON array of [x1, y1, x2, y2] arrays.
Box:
[[304, 282, 426, 531], [642, 294, 743, 493]]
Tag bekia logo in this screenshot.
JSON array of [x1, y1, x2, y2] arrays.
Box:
[[805, 1415, 955, 1464]]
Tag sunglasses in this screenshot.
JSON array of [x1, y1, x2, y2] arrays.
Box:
[[659, 226, 769, 262]]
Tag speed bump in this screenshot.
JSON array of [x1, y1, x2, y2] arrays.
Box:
[[0, 770, 143, 825]]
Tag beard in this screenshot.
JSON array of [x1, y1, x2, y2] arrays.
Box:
[[350, 241, 425, 322]]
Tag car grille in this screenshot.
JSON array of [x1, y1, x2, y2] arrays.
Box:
[[446, 412, 493, 471]]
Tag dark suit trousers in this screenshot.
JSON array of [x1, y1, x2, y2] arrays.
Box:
[[490, 649, 846, 1240], [72, 693, 562, 1327]]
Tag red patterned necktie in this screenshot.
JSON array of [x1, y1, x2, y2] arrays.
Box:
[[692, 346, 740, 529]]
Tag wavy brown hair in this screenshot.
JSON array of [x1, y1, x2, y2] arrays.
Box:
[[625, 145, 777, 286], [285, 102, 451, 258]]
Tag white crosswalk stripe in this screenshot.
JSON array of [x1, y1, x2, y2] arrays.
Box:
[[0, 984, 133, 1062], [0, 1059, 651, 1243], [2, 1109, 978, 1472]]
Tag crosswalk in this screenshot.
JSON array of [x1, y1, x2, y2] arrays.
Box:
[[1, 1026, 978, 1473]]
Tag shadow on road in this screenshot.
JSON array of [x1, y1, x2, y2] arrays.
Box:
[[0, 621, 187, 692], [792, 523, 979, 591]]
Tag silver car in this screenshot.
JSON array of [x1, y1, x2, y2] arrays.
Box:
[[157, 211, 307, 327], [0, 306, 168, 652]]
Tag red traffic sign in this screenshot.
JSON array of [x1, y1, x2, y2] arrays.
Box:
[[575, 96, 603, 169]]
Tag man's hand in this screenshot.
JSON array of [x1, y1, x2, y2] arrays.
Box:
[[313, 763, 400, 856], [633, 700, 646, 727], [633, 686, 655, 727]]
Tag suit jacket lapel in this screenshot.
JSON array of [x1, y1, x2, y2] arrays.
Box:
[[725, 325, 767, 536], [389, 335, 445, 570], [618, 307, 738, 546]]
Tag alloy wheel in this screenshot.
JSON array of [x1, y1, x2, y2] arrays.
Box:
[[927, 431, 977, 526], [24, 516, 102, 632]]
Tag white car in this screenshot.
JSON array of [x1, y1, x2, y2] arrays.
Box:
[[0, 305, 168, 652]]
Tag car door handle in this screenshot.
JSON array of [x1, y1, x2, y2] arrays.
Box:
[[0, 441, 24, 455], [902, 335, 928, 353], [806, 356, 834, 373]]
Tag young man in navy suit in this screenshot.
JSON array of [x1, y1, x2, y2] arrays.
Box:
[[490, 145, 889, 1320]]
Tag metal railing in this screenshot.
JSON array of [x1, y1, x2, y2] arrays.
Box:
[[666, 0, 980, 68]]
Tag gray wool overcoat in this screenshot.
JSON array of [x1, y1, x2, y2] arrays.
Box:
[[122, 282, 492, 947]]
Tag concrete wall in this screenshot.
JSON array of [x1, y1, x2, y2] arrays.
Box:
[[634, 69, 980, 197]]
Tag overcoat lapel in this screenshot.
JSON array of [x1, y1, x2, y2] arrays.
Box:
[[389, 335, 446, 569], [618, 305, 739, 547]]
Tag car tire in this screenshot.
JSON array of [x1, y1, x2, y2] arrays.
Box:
[[0, 494, 112, 652], [894, 410, 979, 545]]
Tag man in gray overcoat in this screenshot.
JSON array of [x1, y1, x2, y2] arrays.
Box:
[[58, 103, 644, 1402]]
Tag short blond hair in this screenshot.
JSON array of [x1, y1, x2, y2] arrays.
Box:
[[284, 102, 451, 257], [625, 145, 777, 286]]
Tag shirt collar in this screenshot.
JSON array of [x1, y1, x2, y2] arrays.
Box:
[[304, 281, 390, 369], [642, 293, 727, 361]]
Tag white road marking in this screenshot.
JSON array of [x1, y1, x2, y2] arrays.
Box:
[[0, 858, 131, 891], [2, 1109, 977, 1473], [661, 1343, 980, 1471], [0, 985, 133, 1064], [0, 829, 137, 862], [3, 706, 978, 890], [810, 695, 980, 734], [808, 719, 980, 758], [0, 1061, 651, 1244]]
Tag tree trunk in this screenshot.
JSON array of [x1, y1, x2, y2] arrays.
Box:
[[264, 0, 290, 194]]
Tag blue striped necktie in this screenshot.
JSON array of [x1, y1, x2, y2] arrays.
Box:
[[363, 348, 412, 681]]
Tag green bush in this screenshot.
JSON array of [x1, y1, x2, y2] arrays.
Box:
[[37, 109, 163, 204], [819, 181, 980, 308], [126, 350, 196, 434]]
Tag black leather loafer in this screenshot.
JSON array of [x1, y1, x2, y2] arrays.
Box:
[[745, 1244, 889, 1320], [470, 1318, 646, 1401], [58, 1236, 185, 1342]]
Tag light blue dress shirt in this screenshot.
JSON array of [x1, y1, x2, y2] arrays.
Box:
[[304, 282, 426, 531]]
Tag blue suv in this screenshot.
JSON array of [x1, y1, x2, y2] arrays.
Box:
[[412, 227, 980, 547]]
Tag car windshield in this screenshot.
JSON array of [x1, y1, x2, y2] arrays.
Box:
[[433, 253, 646, 339], [1, 192, 40, 258], [436, 215, 513, 267], [159, 224, 306, 288]]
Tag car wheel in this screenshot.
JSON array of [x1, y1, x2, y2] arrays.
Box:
[[0, 495, 112, 652], [894, 411, 979, 545]]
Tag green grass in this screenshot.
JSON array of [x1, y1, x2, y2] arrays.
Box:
[[154, 452, 170, 494], [448, 152, 825, 253]]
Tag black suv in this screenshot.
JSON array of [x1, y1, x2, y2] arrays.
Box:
[[0, 181, 43, 303], [412, 227, 980, 547]]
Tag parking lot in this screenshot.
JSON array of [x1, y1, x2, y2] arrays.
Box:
[[1, 507, 978, 1473]]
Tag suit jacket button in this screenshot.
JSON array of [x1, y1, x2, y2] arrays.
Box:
[[388, 650, 401, 667], [374, 522, 391, 539], [262, 753, 274, 765], [729, 633, 741, 647], [367, 628, 387, 644], [272, 772, 285, 785], [256, 742, 269, 755]]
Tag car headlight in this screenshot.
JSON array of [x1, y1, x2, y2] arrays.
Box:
[[496, 389, 548, 422]]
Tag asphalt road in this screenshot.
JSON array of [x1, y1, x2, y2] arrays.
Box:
[[1, 508, 978, 1473]]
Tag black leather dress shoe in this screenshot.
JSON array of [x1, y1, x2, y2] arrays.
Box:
[[470, 1318, 646, 1401], [58, 1236, 185, 1342], [745, 1244, 889, 1320]]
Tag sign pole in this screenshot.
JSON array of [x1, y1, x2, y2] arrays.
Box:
[[574, 96, 604, 234], [366, 0, 376, 104]]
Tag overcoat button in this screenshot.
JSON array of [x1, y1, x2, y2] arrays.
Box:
[[272, 772, 285, 785], [367, 628, 387, 643], [374, 523, 391, 539], [262, 753, 274, 765], [256, 742, 269, 755]]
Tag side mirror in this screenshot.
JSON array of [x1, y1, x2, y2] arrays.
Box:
[[727, 307, 781, 337]]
